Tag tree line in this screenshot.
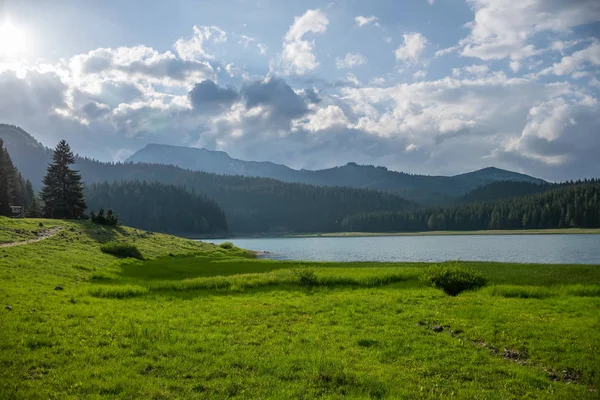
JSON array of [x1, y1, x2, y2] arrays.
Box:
[[86, 181, 228, 235], [341, 180, 600, 232], [0, 139, 35, 216]]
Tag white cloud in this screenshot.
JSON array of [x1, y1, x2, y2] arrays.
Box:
[[69, 45, 215, 89], [509, 61, 521, 72], [503, 97, 600, 165], [541, 42, 600, 76], [412, 70, 427, 80], [395, 33, 428, 62], [257, 43, 268, 55], [435, 46, 458, 57], [453, 64, 490, 77], [551, 39, 583, 54], [336, 52, 367, 69], [354, 16, 379, 27], [174, 25, 227, 60], [239, 34, 268, 55], [459, 0, 600, 61], [405, 143, 418, 152], [278, 9, 329, 75], [296, 105, 349, 132]]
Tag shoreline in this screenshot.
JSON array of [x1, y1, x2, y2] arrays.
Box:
[[290, 228, 600, 237], [197, 228, 600, 240]]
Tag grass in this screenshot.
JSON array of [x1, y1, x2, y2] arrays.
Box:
[[291, 228, 600, 237], [0, 218, 61, 244], [100, 241, 145, 260], [1, 216, 599, 399]]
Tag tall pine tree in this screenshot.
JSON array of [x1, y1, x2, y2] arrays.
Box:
[[41, 140, 87, 219]]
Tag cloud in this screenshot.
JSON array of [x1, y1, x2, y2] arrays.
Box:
[[188, 80, 240, 114], [500, 97, 600, 173], [412, 70, 427, 80], [276, 9, 329, 75], [336, 52, 367, 69], [405, 143, 418, 152], [174, 25, 227, 60], [395, 33, 428, 62], [540, 42, 600, 77], [452, 64, 490, 77], [70, 45, 215, 88], [435, 46, 458, 57], [0, 69, 67, 119], [295, 105, 349, 132], [239, 34, 268, 55], [354, 16, 379, 27], [459, 0, 600, 61], [242, 77, 310, 127], [300, 87, 322, 104]]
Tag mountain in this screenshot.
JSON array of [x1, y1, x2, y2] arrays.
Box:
[[126, 143, 300, 182], [126, 143, 546, 203], [0, 124, 415, 233]]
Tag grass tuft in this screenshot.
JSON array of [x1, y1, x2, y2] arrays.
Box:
[[100, 242, 144, 260], [89, 285, 149, 299], [489, 285, 555, 299]]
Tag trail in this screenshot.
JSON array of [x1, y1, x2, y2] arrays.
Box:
[[0, 226, 63, 248]]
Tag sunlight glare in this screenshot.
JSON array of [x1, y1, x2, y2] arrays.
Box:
[[0, 19, 28, 57]]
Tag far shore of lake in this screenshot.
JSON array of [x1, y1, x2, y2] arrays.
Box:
[[287, 228, 600, 238]]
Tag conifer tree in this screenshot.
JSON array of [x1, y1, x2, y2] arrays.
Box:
[[0, 139, 16, 216], [26, 194, 43, 218], [41, 140, 87, 219]]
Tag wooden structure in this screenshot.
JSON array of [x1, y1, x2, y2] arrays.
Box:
[[9, 205, 24, 218]]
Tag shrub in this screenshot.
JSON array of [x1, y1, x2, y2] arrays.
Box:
[[219, 242, 234, 249], [91, 208, 119, 226], [100, 241, 144, 260], [420, 263, 487, 296], [294, 268, 318, 287]]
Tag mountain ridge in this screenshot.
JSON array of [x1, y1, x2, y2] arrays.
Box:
[[125, 142, 546, 203]]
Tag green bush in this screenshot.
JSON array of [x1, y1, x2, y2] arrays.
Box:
[[420, 263, 487, 296], [100, 242, 144, 260], [294, 268, 318, 287], [219, 242, 234, 249]]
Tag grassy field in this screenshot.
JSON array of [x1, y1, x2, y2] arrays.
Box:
[[291, 228, 600, 237], [1, 217, 599, 399]]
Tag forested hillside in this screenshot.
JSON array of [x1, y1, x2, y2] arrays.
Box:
[[457, 181, 551, 204], [86, 181, 228, 235], [342, 181, 600, 232], [76, 161, 415, 233]]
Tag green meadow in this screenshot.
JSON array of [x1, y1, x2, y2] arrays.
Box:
[[0, 217, 599, 399]]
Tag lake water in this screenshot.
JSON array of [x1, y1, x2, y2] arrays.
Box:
[[204, 235, 600, 264]]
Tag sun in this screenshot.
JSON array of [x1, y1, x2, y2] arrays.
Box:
[[0, 19, 28, 57]]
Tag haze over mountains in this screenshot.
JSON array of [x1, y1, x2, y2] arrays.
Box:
[[127, 143, 546, 203]]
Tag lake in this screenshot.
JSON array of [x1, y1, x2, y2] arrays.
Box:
[[204, 234, 600, 264]]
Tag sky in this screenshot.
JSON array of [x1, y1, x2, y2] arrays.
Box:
[[0, 0, 599, 180]]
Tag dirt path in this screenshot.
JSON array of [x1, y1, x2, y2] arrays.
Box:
[[0, 226, 63, 248]]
